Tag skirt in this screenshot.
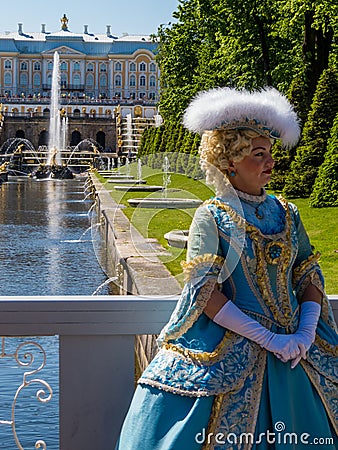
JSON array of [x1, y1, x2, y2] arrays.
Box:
[[115, 353, 337, 449]]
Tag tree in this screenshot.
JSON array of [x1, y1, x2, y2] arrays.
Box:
[[283, 67, 338, 198], [309, 111, 338, 207], [150, 0, 338, 188], [155, 0, 205, 121]]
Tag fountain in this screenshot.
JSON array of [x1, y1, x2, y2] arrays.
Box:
[[113, 157, 162, 192], [154, 113, 163, 128], [30, 52, 72, 179], [67, 138, 103, 172], [137, 158, 142, 181], [61, 116, 68, 156], [91, 276, 118, 295], [127, 153, 203, 208], [162, 156, 171, 198], [47, 52, 62, 166], [125, 113, 133, 152], [0, 138, 40, 175]]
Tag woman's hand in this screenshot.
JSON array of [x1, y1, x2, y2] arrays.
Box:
[[204, 286, 229, 319], [263, 334, 300, 361], [289, 301, 321, 368]]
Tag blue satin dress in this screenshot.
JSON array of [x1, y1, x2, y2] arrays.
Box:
[[116, 192, 338, 450]]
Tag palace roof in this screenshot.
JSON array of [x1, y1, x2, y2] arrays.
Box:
[[0, 25, 157, 56]]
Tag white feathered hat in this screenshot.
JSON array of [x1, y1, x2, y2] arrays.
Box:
[[183, 87, 300, 148]]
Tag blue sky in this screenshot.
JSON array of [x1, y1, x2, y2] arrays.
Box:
[[0, 0, 179, 36]]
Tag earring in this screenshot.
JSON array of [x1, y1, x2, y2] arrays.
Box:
[[229, 171, 236, 177]]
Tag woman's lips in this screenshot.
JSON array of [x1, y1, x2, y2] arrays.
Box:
[[263, 169, 272, 174]]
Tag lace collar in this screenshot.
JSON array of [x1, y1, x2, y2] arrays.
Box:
[[235, 188, 267, 204]]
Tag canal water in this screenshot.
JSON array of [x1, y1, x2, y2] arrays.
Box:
[[0, 176, 108, 449]]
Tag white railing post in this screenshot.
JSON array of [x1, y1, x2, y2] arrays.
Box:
[[59, 334, 135, 449]]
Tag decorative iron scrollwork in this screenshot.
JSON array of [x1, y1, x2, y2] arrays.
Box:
[[0, 338, 53, 449]]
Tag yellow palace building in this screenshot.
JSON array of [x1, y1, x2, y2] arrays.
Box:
[[0, 14, 159, 103], [0, 15, 160, 153]]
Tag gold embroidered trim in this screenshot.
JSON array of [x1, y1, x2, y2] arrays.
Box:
[[293, 252, 321, 284], [201, 394, 225, 450], [315, 335, 338, 357], [206, 351, 267, 450], [162, 329, 234, 363], [205, 197, 294, 327], [293, 252, 324, 300], [321, 295, 338, 330], [181, 253, 225, 282], [138, 379, 210, 397]]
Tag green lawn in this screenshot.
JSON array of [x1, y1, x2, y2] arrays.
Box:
[[288, 198, 338, 294], [96, 165, 338, 294]]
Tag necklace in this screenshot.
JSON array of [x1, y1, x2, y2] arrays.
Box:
[[235, 188, 266, 220], [255, 204, 264, 220]]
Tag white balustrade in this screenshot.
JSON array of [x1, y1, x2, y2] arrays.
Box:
[[0, 295, 336, 450]]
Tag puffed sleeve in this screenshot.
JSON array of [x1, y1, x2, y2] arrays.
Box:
[[290, 203, 337, 331], [291, 203, 325, 301], [157, 205, 224, 345]]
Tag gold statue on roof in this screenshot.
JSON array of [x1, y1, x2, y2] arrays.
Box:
[[61, 14, 69, 31]]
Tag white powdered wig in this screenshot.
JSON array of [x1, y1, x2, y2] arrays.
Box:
[[183, 87, 300, 148]]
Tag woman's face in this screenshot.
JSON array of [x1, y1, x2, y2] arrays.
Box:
[[229, 136, 274, 195]]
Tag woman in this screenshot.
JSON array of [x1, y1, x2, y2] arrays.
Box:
[[116, 87, 337, 449]]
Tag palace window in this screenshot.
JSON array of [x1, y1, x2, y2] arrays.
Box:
[[20, 61, 28, 71], [100, 74, 107, 87], [149, 92, 156, 100], [129, 75, 136, 87], [61, 74, 67, 88], [100, 64, 107, 72], [47, 61, 53, 70], [73, 62, 80, 71], [149, 75, 156, 87], [115, 74, 122, 87], [4, 60, 12, 69], [20, 73, 28, 85], [139, 62, 146, 72], [34, 62, 41, 71], [140, 75, 146, 87], [149, 62, 156, 72], [4, 72, 12, 85], [47, 74, 52, 86], [73, 74, 81, 87], [33, 73, 41, 86], [86, 73, 94, 87], [129, 62, 136, 72], [61, 61, 68, 71], [87, 63, 94, 72], [115, 62, 122, 72]]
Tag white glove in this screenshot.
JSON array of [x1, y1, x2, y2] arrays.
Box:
[[213, 301, 300, 361], [290, 301, 321, 369]]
